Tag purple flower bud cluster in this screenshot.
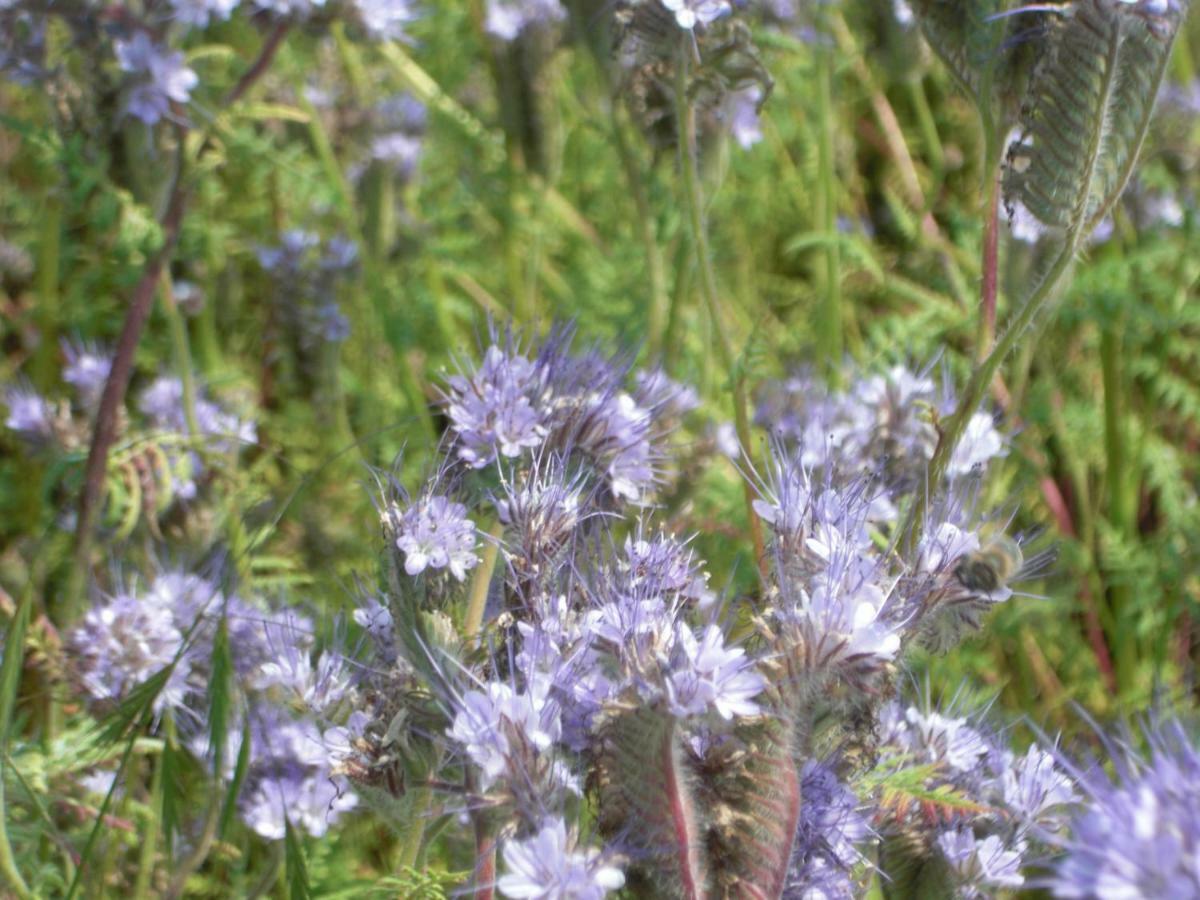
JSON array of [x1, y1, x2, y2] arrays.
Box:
[[440, 328, 677, 505], [71, 568, 357, 839], [874, 699, 1078, 897], [115, 33, 199, 125], [257, 230, 356, 351], [1047, 719, 1200, 898], [785, 760, 872, 898], [756, 364, 1006, 501]]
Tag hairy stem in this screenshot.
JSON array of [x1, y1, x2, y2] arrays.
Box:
[[673, 39, 766, 573]]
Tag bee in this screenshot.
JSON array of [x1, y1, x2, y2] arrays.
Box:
[[953, 535, 1024, 595]]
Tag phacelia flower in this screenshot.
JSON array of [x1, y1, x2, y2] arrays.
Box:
[[353, 0, 417, 39], [169, 0, 239, 28], [115, 33, 198, 125], [937, 829, 1025, 897], [61, 340, 112, 410], [660, 0, 732, 31], [447, 679, 563, 790], [3, 384, 53, 440], [443, 344, 549, 467], [393, 494, 480, 580], [665, 624, 766, 720], [497, 817, 625, 900], [786, 761, 871, 898], [1047, 720, 1200, 899]]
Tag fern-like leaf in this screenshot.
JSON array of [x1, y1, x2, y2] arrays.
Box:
[[1004, 0, 1189, 239], [595, 705, 709, 899]]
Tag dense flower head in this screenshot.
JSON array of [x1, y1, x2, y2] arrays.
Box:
[[1047, 719, 1200, 899], [115, 33, 198, 125], [443, 342, 550, 467], [786, 761, 871, 898], [139, 374, 258, 449], [440, 330, 677, 504], [391, 493, 480, 580], [497, 817, 625, 899], [237, 704, 358, 839], [755, 364, 1006, 504], [664, 623, 765, 719]]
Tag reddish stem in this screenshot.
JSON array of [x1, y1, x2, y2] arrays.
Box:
[[979, 176, 1000, 359], [471, 812, 496, 900], [1038, 475, 1117, 693]]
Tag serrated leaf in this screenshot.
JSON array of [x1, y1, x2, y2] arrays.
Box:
[[596, 706, 708, 899], [1004, 0, 1189, 239], [910, 0, 1011, 101]]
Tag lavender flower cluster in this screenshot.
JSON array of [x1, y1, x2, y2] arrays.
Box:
[[72, 569, 357, 839], [1, 0, 417, 124], [3, 340, 256, 517], [315, 329, 1067, 897]]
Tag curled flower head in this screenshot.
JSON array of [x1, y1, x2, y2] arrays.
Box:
[[61, 339, 112, 410], [1047, 719, 1200, 899], [497, 817, 625, 899], [392, 494, 480, 580], [787, 760, 871, 898], [443, 343, 549, 467]]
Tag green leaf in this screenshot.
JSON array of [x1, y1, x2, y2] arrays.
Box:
[[1003, 0, 1190, 240]]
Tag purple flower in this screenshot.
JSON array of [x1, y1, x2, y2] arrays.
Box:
[[1047, 720, 1200, 899], [443, 344, 549, 467], [115, 33, 198, 124], [447, 679, 564, 790], [61, 339, 112, 410], [787, 761, 871, 898], [484, 0, 566, 40], [660, 0, 732, 30], [353, 0, 417, 39], [169, 0, 239, 28], [893, 706, 989, 773], [726, 86, 764, 149], [947, 411, 1005, 477], [392, 494, 480, 580], [634, 368, 700, 419], [497, 817, 625, 900], [937, 829, 1025, 896], [3, 383, 53, 440], [665, 624, 765, 720], [999, 745, 1077, 830]]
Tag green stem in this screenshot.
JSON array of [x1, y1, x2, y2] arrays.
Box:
[[0, 591, 33, 900], [673, 40, 766, 573], [610, 100, 669, 355], [133, 740, 164, 900], [1100, 319, 1137, 694], [814, 27, 842, 381], [159, 275, 201, 438], [33, 192, 63, 391], [464, 519, 503, 638], [906, 239, 1078, 548]]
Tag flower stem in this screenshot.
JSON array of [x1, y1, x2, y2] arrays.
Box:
[[815, 21, 842, 381], [673, 38, 766, 573]]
